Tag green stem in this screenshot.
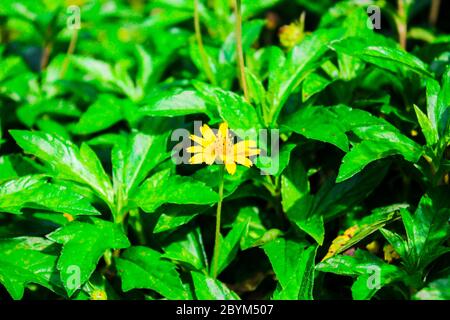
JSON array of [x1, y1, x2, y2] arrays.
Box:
[[212, 166, 225, 279], [397, 0, 407, 49], [233, 0, 249, 101], [429, 0, 441, 26], [103, 250, 112, 267], [130, 209, 146, 245], [194, 0, 216, 85], [60, 28, 79, 78]]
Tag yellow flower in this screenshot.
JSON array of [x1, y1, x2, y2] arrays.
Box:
[[366, 240, 380, 254], [383, 244, 400, 263], [278, 12, 306, 49], [90, 289, 107, 300], [187, 123, 260, 175]]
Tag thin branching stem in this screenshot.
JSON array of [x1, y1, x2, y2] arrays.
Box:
[[212, 165, 225, 279], [233, 0, 249, 101], [429, 0, 441, 26], [397, 0, 407, 50], [60, 28, 79, 77], [194, 0, 216, 85]]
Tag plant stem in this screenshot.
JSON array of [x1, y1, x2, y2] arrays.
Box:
[[212, 165, 225, 279], [233, 0, 249, 101], [40, 42, 52, 71], [429, 0, 441, 26], [60, 28, 79, 78], [103, 250, 112, 267], [397, 0, 407, 50], [194, 0, 216, 85], [130, 209, 146, 245]]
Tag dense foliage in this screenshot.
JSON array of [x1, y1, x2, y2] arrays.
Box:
[[0, 0, 449, 300]]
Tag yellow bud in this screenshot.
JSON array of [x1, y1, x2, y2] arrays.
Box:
[[279, 13, 306, 49], [90, 289, 107, 300], [383, 244, 400, 263], [366, 240, 380, 254], [279, 23, 303, 49]]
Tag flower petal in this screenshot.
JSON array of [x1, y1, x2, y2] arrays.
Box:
[[234, 140, 257, 151], [203, 146, 216, 165], [189, 153, 205, 164], [218, 122, 229, 138], [235, 155, 253, 167], [225, 162, 236, 175], [187, 146, 204, 153], [200, 124, 216, 142], [189, 134, 208, 146], [234, 140, 260, 156], [243, 148, 261, 157]]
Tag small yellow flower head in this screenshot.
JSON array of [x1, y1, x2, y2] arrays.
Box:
[[278, 13, 306, 49], [366, 240, 380, 254], [90, 289, 107, 300], [187, 123, 260, 175], [383, 244, 400, 263]]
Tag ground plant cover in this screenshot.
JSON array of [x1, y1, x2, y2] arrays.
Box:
[[0, 0, 449, 301]]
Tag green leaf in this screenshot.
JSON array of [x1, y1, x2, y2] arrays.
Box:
[[220, 20, 265, 65], [10, 130, 114, 206], [337, 135, 422, 182], [134, 170, 219, 213], [302, 72, 332, 102], [0, 176, 99, 216], [211, 219, 248, 277], [413, 104, 438, 146], [163, 226, 208, 271], [140, 89, 210, 117], [382, 189, 450, 272], [332, 204, 403, 256], [314, 161, 389, 221], [330, 37, 432, 78], [427, 67, 450, 137], [282, 106, 349, 152], [234, 206, 273, 250], [47, 218, 130, 296], [71, 56, 115, 84], [191, 271, 240, 300], [316, 249, 405, 300], [17, 100, 81, 128], [264, 238, 318, 300], [281, 159, 324, 244], [135, 44, 153, 90], [154, 205, 205, 234], [0, 237, 63, 300], [255, 143, 296, 176], [72, 95, 123, 135], [426, 78, 440, 127], [268, 28, 345, 124], [112, 132, 169, 202], [414, 275, 450, 300], [437, 67, 450, 136], [116, 246, 188, 299], [216, 89, 262, 131], [245, 67, 267, 112]]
